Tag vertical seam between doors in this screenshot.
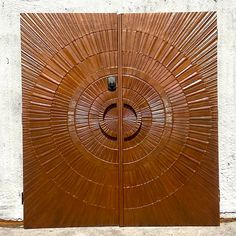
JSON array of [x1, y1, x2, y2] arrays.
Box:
[[118, 13, 124, 227]]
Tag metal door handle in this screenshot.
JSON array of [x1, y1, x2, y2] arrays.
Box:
[[107, 76, 117, 91]]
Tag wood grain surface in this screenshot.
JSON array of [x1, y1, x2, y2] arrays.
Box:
[[21, 12, 218, 228], [121, 12, 218, 226]]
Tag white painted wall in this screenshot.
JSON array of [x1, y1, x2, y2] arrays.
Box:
[[0, 0, 235, 220]]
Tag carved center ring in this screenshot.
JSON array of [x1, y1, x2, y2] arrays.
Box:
[[99, 103, 142, 141]]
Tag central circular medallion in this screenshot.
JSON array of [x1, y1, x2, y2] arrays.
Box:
[[72, 75, 169, 164], [99, 103, 142, 141]]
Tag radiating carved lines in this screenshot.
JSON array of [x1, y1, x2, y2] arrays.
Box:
[[122, 75, 167, 162], [22, 13, 120, 226], [122, 12, 217, 216], [22, 12, 218, 227], [74, 74, 165, 165], [98, 102, 142, 141]]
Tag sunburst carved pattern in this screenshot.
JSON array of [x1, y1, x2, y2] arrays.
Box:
[[22, 13, 119, 228], [122, 12, 218, 225], [22, 12, 218, 228]]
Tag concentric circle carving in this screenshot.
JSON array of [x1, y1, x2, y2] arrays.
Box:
[[99, 102, 142, 141], [70, 74, 172, 165], [27, 33, 213, 207], [22, 12, 218, 226]]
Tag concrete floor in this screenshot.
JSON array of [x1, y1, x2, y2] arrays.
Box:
[[0, 222, 235, 236]]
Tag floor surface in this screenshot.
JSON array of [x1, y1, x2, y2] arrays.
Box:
[[0, 222, 236, 236]]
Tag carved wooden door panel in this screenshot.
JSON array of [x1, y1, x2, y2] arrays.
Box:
[[21, 13, 119, 228], [21, 12, 218, 228], [121, 12, 218, 226]]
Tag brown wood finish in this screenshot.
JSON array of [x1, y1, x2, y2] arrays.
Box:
[[21, 13, 119, 228], [117, 14, 124, 226], [121, 12, 218, 226], [21, 12, 218, 228]]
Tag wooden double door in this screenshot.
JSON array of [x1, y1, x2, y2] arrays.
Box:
[[21, 12, 219, 228]]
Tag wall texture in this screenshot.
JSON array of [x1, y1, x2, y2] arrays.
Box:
[[0, 0, 235, 220]]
